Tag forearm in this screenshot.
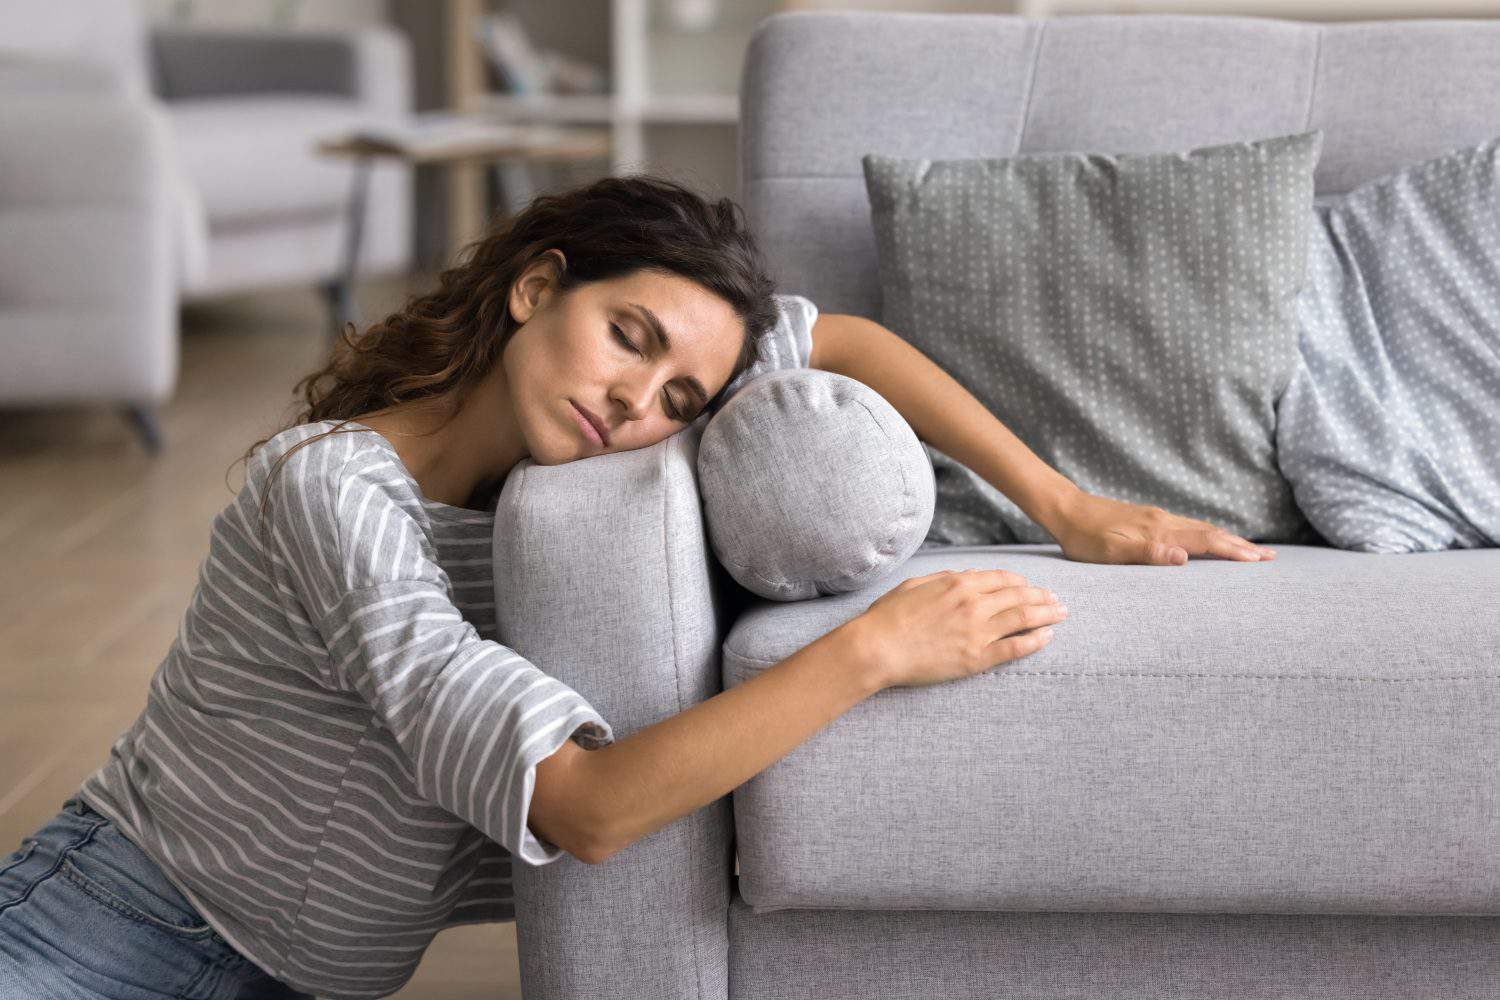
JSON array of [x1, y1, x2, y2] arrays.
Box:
[[828, 323, 1082, 538], [582, 620, 883, 863]]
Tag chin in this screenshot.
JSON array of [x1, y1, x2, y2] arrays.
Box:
[[528, 438, 576, 467]]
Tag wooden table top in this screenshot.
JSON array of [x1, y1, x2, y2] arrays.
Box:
[[316, 125, 612, 165]]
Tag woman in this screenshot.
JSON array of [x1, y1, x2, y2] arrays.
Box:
[[0, 175, 1272, 999]]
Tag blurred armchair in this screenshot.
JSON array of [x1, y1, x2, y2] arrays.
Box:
[[0, 0, 413, 452], [153, 24, 413, 307]]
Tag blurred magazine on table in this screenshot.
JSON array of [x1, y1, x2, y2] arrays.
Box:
[[337, 112, 571, 157]]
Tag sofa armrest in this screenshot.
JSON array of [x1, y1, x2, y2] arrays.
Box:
[[493, 425, 735, 1000], [0, 93, 177, 403], [149, 25, 411, 115]]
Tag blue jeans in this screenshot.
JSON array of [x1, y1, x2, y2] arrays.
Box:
[[0, 796, 313, 999]]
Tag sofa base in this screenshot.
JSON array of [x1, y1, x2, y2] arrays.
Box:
[[728, 894, 1500, 998]]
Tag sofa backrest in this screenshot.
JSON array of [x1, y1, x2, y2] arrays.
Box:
[[0, 0, 150, 98], [740, 12, 1500, 317]]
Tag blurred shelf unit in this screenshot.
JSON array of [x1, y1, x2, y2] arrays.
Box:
[[476, 0, 779, 177]]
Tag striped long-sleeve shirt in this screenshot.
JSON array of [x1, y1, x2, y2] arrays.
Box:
[[75, 291, 817, 999], [77, 420, 615, 999]]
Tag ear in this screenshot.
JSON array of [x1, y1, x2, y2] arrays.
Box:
[[508, 249, 569, 325]]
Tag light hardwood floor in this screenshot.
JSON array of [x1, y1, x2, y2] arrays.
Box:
[[0, 272, 522, 999]]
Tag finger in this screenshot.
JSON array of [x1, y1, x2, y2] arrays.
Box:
[[1177, 527, 1265, 561], [990, 598, 1069, 635], [969, 568, 1029, 590], [986, 625, 1055, 658], [1211, 528, 1277, 560], [1145, 539, 1188, 566], [988, 585, 1060, 609], [1232, 536, 1276, 559]]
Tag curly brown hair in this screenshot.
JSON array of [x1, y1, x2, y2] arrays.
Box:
[[234, 172, 781, 539]]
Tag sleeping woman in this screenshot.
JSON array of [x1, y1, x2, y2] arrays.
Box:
[[0, 174, 1272, 999]]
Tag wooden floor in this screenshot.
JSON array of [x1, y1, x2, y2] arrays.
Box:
[[0, 273, 522, 998]]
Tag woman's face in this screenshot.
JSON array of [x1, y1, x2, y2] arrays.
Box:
[[502, 254, 744, 466]]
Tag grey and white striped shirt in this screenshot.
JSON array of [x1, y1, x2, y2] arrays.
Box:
[[78, 419, 614, 999]]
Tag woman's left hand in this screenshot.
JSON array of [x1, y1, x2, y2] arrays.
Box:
[[1049, 492, 1276, 566]]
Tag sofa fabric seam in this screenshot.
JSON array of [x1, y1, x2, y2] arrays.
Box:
[[1305, 26, 1324, 135], [715, 650, 1496, 681], [662, 439, 709, 1000], [1014, 18, 1047, 155]]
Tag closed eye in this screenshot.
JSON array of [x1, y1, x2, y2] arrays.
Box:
[[612, 323, 687, 422]]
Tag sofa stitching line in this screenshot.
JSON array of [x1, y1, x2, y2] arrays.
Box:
[[663, 439, 708, 1000], [1014, 17, 1047, 155], [715, 651, 1496, 681], [1305, 26, 1323, 134]]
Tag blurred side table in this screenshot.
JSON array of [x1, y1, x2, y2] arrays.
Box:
[[314, 120, 611, 345]]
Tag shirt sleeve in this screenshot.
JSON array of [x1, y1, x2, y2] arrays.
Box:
[[261, 433, 615, 866], [700, 292, 819, 422]]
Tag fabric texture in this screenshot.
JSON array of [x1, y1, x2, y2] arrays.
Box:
[[723, 542, 1500, 915], [698, 369, 935, 601], [863, 129, 1326, 548], [76, 419, 612, 1000], [1276, 136, 1500, 553], [493, 422, 736, 1000], [728, 900, 1500, 1000]]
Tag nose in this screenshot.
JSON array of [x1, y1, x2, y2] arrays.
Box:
[[611, 372, 660, 420]]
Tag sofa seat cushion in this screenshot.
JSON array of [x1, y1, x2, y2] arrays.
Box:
[[724, 543, 1500, 916], [166, 95, 370, 226]]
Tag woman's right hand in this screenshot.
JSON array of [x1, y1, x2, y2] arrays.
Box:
[[846, 568, 1067, 690]]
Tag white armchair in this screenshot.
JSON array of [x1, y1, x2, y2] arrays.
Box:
[[152, 24, 413, 310], [0, 0, 414, 452]]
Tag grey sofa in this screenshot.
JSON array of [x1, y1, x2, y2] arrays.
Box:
[[493, 12, 1500, 999], [0, 0, 411, 450]]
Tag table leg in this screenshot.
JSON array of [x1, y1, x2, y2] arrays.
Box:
[[324, 155, 372, 346], [491, 159, 536, 218]]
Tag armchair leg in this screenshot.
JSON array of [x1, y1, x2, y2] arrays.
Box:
[[121, 402, 163, 455]]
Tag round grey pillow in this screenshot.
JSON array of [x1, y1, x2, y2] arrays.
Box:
[[697, 368, 935, 601]]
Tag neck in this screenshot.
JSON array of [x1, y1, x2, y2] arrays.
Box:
[[357, 366, 525, 510]]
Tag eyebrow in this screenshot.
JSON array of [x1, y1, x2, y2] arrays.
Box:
[[626, 301, 709, 411]]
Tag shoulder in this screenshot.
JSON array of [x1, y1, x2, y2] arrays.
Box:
[[254, 422, 385, 509], [254, 422, 444, 591], [759, 292, 819, 369], [766, 293, 889, 372], [772, 292, 818, 330], [252, 422, 427, 549]]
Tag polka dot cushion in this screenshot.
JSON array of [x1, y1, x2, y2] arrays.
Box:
[[1276, 137, 1500, 553], [863, 130, 1327, 549]]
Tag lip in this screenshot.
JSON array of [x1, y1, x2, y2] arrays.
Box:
[[570, 400, 609, 446]]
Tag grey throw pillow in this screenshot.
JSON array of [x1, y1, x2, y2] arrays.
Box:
[[863, 130, 1326, 548], [697, 369, 935, 601], [1277, 136, 1500, 552]]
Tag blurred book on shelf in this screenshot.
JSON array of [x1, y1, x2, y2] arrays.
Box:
[[474, 9, 607, 95]]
